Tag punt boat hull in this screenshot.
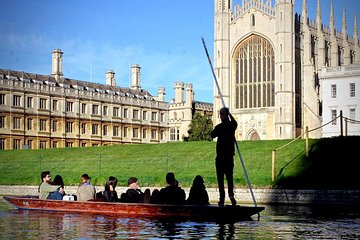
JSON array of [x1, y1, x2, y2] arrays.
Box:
[[3, 195, 265, 222]]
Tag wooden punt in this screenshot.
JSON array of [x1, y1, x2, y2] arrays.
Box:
[[4, 195, 265, 222]]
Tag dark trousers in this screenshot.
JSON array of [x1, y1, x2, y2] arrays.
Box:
[[216, 159, 234, 201]]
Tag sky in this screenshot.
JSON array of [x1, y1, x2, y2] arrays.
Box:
[[0, 0, 359, 103]]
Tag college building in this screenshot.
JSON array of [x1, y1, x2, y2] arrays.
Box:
[[0, 50, 212, 150], [2, 0, 359, 149], [213, 0, 360, 140], [319, 63, 360, 137]]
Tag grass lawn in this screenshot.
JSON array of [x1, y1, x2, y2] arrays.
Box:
[[0, 136, 358, 189]]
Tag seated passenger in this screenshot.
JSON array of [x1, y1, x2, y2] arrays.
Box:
[[150, 189, 161, 204], [186, 175, 209, 205], [124, 177, 151, 203], [159, 172, 186, 205], [52, 174, 66, 199], [143, 188, 151, 203], [53, 175, 64, 188], [124, 177, 143, 203], [102, 177, 119, 202], [76, 174, 96, 202], [96, 176, 117, 200], [39, 171, 64, 200]]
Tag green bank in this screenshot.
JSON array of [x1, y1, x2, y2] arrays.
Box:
[[0, 136, 358, 189]]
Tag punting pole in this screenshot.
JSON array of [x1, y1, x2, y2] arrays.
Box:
[[201, 37, 258, 210]]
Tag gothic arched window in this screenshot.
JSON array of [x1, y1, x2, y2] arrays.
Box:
[[233, 35, 275, 109]]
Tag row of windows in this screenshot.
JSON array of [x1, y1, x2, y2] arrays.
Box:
[[0, 129, 165, 150], [330, 83, 356, 98], [0, 130, 164, 150], [171, 112, 185, 121], [331, 108, 357, 125], [0, 116, 162, 138], [312, 38, 357, 67], [0, 94, 165, 121]]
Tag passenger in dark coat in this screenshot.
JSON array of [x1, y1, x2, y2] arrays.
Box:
[[102, 178, 119, 202], [211, 107, 238, 206], [186, 175, 209, 205], [159, 172, 186, 205], [125, 177, 143, 203], [150, 189, 161, 204], [124, 177, 150, 203]]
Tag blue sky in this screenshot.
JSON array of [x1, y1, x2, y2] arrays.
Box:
[[0, 0, 359, 103]]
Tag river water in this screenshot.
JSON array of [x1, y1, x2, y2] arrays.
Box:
[[0, 202, 359, 239]]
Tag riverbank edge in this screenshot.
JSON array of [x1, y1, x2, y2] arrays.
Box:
[[1, 185, 359, 206]]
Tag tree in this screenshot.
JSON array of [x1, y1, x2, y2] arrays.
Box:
[[187, 113, 213, 141]]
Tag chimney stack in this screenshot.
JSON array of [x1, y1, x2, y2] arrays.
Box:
[[157, 87, 166, 102], [106, 70, 116, 87], [131, 64, 141, 91], [174, 82, 184, 103], [51, 49, 63, 81]]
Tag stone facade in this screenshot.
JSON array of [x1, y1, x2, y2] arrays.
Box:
[[168, 82, 213, 141], [214, 0, 360, 140], [319, 64, 360, 137], [0, 50, 213, 150]]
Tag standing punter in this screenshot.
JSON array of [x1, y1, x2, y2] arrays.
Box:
[[211, 107, 237, 206]]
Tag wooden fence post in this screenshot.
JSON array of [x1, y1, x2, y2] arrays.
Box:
[[272, 150, 276, 181], [305, 126, 309, 158], [340, 110, 343, 136], [345, 117, 348, 136]]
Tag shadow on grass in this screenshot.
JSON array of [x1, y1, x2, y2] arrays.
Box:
[[274, 136, 360, 190]]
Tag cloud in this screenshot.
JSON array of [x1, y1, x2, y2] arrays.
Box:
[[0, 31, 213, 102]]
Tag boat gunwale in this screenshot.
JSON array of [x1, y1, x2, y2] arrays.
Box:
[[3, 195, 265, 221]]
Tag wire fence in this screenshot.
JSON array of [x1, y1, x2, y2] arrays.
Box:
[[272, 110, 360, 181], [0, 146, 223, 188], [0, 152, 178, 186], [1, 111, 358, 187]]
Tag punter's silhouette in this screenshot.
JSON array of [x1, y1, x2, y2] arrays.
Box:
[[211, 107, 238, 206]]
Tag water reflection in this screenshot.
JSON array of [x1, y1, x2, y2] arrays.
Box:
[[0, 205, 359, 239], [217, 223, 234, 240], [261, 205, 360, 239]]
